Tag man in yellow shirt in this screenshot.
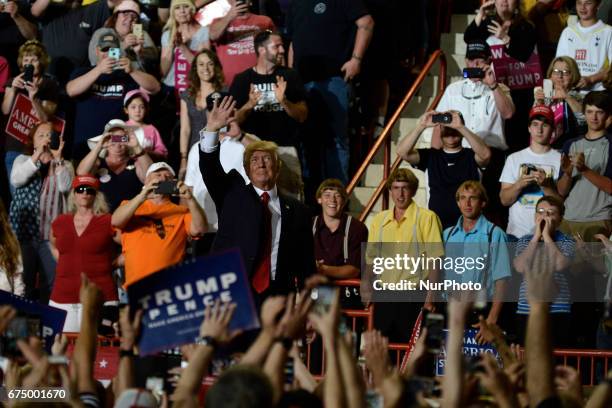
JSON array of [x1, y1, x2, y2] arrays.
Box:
[[367, 168, 443, 342]]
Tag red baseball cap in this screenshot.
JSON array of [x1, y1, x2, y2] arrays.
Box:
[[72, 175, 100, 190], [529, 104, 554, 125]]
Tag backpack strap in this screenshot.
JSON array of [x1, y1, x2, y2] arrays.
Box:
[[343, 215, 352, 263]]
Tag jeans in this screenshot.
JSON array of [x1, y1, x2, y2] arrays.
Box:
[[5, 150, 21, 197], [303, 76, 350, 185], [21, 239, 56, 304]]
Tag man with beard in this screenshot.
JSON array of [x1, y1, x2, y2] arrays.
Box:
[[230, 30, 307, 149]]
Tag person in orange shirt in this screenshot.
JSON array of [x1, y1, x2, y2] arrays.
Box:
[[111, 162, 207, 286]]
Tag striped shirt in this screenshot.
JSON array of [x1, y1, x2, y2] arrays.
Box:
[[516, 232, 575, 314]]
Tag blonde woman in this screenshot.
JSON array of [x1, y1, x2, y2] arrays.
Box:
[[160, 0, 210, 92], [49, 175, 120, 332], [0, 200, 25, 296], [9, 121, 73, 303]]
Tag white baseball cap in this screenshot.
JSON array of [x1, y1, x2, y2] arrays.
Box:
[[146, 161, 176, 177]]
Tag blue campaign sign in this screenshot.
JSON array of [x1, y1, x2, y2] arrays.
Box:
[[128, 249, 260, 356], [0, 290, 67, 352], [435, 329, 501, 376]]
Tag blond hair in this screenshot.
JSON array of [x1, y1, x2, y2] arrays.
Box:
[[66, 190, 110, 215], [243, 140, 281, 175], [455, 180, 489, 203], [162, 0, 197, 47], [17, 40, 50, 73]]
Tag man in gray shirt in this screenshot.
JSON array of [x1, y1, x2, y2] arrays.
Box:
[[558, 91, 612, 242]]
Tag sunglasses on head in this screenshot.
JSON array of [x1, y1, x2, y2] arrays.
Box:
[[75, 186, 96, 195]]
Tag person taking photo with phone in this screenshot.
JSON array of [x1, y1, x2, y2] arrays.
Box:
[[111, 162, 207, 287], [9, 121, 73, 303], [77, 119, 153, 212], [2, 40, 60, 197], [67, 29, 160, 161], [432, 39, 514, 227], [534, 56, 585, 148], [397, 110, 491, 228], [500, 105, 563, 240]]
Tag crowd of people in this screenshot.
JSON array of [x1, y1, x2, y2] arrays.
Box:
[[0, 0, 612, 406]]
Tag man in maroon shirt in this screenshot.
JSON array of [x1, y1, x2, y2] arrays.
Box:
[[312, 179, 368, 306]]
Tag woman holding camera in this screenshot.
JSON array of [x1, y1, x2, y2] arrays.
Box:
[[77, 119, 152, 212], [1, 40, 60, 196], [88, 0, 158, 73], [9, 121, 73, 303], [49, 175, 119, 332]]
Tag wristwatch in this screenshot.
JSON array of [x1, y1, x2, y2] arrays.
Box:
[[195, 335, 218, 349]]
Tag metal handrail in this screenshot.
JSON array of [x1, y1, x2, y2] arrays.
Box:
[[346, 49, 448, 222]]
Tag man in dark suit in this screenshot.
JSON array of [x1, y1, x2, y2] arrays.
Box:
[[199, 96, 315, 299]]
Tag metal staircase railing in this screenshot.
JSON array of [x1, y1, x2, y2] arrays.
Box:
[[346, 50, 448, 222]]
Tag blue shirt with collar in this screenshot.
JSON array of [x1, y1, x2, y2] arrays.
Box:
[[443, 215, 512, 298]]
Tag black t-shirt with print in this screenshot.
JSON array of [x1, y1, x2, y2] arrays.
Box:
[[417, 148, 481, 229], [69, 66, 138, 159], [230, 66, 306, 147], [286, 0, 368, 82]]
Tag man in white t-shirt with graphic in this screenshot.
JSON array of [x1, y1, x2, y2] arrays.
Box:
[[500, 105, 563, 240], [556, 0, 612, 91]]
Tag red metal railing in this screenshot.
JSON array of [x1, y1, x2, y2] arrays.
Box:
[[346, 50, 447, 222]]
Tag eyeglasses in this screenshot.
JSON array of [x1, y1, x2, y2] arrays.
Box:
[[536, 208, 558, 216], [551, 69, 571, 77], [75, 186, 96, 195], [100, 47, 111, 52]]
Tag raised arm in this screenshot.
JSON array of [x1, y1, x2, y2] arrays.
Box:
[[177, 181, 208, 236], [73, 274, 103, 395], [172, 300, 238, 403], [5, 1, 37, 40], [397, 111, 435, 164], [209, 4, 244, 41], [67, 62, 109, 97], [111, 181, 155, 229], [447, 110, 491, 166], [525, 249, 557, 407], [115, 306, 143, 398]]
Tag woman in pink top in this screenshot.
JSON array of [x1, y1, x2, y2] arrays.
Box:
[[124, 89, 168, 161]]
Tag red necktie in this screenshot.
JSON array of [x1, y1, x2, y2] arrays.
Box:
[[253, 192, 271, 293]]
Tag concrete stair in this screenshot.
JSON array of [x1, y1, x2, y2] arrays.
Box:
[[350, 14, 473, 223]]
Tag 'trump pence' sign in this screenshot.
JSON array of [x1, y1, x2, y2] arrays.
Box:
[[127, 249, 260, 355]]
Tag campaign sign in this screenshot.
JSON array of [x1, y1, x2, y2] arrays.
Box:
[[0, 290, 67, 353], [435, 329, 501, 376], [5, 93, 65, 144], [490, 44, 543, 90], [128, 249, 260, 356]]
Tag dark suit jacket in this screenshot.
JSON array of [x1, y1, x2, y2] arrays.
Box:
[[199, 147, 315, 295]]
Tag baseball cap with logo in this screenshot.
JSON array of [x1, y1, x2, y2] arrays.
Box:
[[529, 104, 555, 125], [466, 40, 492, 60], [97, 28, 120, 50], [72, 174, 101, 190]]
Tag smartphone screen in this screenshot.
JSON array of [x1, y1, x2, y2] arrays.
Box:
[[543, 79, 553, 99], [424, 313, 444, 354], [23, 65, 34, 83], [132, 24, 143, 38]]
